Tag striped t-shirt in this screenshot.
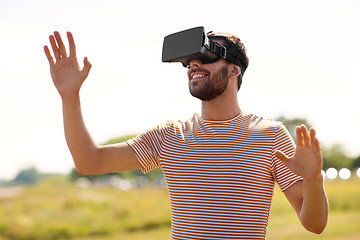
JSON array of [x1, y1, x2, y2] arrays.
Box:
[[127, 112, 302, 240]]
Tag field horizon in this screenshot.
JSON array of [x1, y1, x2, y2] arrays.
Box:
[[0, 176, 359, 240]]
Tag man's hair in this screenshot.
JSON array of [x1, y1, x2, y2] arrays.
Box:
[[207, 32, 249, 90]]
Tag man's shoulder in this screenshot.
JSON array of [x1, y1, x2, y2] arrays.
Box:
[[158, 112, 284, 133], [243, 112, 282, 132], [155, 114, 197, 131]]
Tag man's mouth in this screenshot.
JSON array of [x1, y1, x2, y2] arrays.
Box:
[[190, 73, 208, 82]]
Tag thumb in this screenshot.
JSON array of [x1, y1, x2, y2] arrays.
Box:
[[81, 57, 92, 79], [274, 150, 290, 165]]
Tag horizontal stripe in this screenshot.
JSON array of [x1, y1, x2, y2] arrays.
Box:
[[127, 112, 302, 239]]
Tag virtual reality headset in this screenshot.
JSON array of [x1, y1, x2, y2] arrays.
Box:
[[162, 26, 242, 71]]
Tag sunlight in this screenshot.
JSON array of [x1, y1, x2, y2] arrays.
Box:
[[326, 168, 338, 179], [338, 168, 351, 180]]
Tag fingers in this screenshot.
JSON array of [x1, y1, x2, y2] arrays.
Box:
[[296, 125, 311, 146], [81, 57, 92, 79], [296, 125, 322, 154], [296, 126, 304, 146], [46, 31, 78, 62], [313, 137, 322, 154], [302, 126, 311, 146], [310, 127, 322, 155], [44, 45, 54, 66], [49, 35, 60, 60], [274, 150, 290, 165], [54, 31, 67, 58], [67, 31, 77, 57], [310, 127, 316, 149], [83, 57, 92, 69], [310, 127, 316, 141]]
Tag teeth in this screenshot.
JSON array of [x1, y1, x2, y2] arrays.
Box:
[[192, 74, 206, 79]]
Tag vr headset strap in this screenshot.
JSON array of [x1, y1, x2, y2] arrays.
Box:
[[209, 41, 227, 59], [208, 39, 243, 71]]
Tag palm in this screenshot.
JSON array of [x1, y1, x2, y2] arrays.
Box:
[[275, 125, 323, 181], [50, 56, 83, 93], [44, 31, 91, 98]]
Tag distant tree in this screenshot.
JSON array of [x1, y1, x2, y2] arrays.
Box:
[[276, 116, 312, 141], [322, 144, 354, 169], [14, 167, 41, 185], [351, 155, 360, 169], [276, 116, 357, 170], [69, 168, 119, 181]]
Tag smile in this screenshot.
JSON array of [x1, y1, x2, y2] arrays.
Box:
[[191, 73, 208, 81]]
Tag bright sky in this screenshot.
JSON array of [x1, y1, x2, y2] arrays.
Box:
[[1, 0, 359, 180]]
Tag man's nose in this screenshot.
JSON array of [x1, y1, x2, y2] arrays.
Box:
[[188, 59, 202, 69]]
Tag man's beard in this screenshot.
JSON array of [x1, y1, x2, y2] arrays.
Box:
[[188, 66, 229, 101]]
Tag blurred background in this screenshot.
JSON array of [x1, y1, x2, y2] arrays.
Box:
[[0, 0, 359, 239]]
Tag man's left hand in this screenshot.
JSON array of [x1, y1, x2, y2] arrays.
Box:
[[275, 125, 323, 181]]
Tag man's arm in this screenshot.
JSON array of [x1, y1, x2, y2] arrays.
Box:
[[283, 177, 328, 234], [44, 31, 141, 175], [275, 125, 328, 234]]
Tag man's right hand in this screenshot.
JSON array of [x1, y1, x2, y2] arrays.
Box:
[[44, 31, 140, 175], [44, 31, 92, 99]]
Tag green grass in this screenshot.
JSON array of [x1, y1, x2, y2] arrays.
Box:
[[268, 177, 360, 240], [0, 176, 359, 240], [0, 176, 171, 240]]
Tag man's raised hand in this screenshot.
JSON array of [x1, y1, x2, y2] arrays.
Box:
[[275, 125, 323, 181], [44, 31, 91, 99]]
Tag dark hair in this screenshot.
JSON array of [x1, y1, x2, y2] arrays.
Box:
[[207, 32, 249, 90]]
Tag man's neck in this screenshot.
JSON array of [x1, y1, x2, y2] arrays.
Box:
[[200, 87, 241, 121]]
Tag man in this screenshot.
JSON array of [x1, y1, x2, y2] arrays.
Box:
[[44, 30, 328, 239]]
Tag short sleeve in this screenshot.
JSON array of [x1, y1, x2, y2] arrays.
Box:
[[126, 125, 164, 174], [271, 123, 303, 191]]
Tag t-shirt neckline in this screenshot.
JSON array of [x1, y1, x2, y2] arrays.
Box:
[[195, 112, 244, 124]]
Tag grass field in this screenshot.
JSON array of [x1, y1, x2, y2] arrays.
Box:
[[0, 176, 359, 240]]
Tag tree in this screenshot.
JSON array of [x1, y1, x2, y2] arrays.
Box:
[[276, 116, 312, 141], [351, 155, 360, 169], [69, 168, 118, 181], [276, 116, 357, 170], [322, 144, 354, 170], [14, 167, 41, 185]]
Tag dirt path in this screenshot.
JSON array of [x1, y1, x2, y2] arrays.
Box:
[[0, 187, 23, 198]]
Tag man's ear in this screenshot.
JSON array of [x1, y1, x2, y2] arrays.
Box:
[[229, 64, 241, 79]]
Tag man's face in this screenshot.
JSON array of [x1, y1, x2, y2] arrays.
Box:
[[187, 59, 229, 101]]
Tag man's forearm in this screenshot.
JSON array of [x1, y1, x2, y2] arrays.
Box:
[[62, 94, 99, 174], [300, 176, 328, 234]]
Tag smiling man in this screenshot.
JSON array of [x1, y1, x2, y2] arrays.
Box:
[[44, 28, 328, 240]]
